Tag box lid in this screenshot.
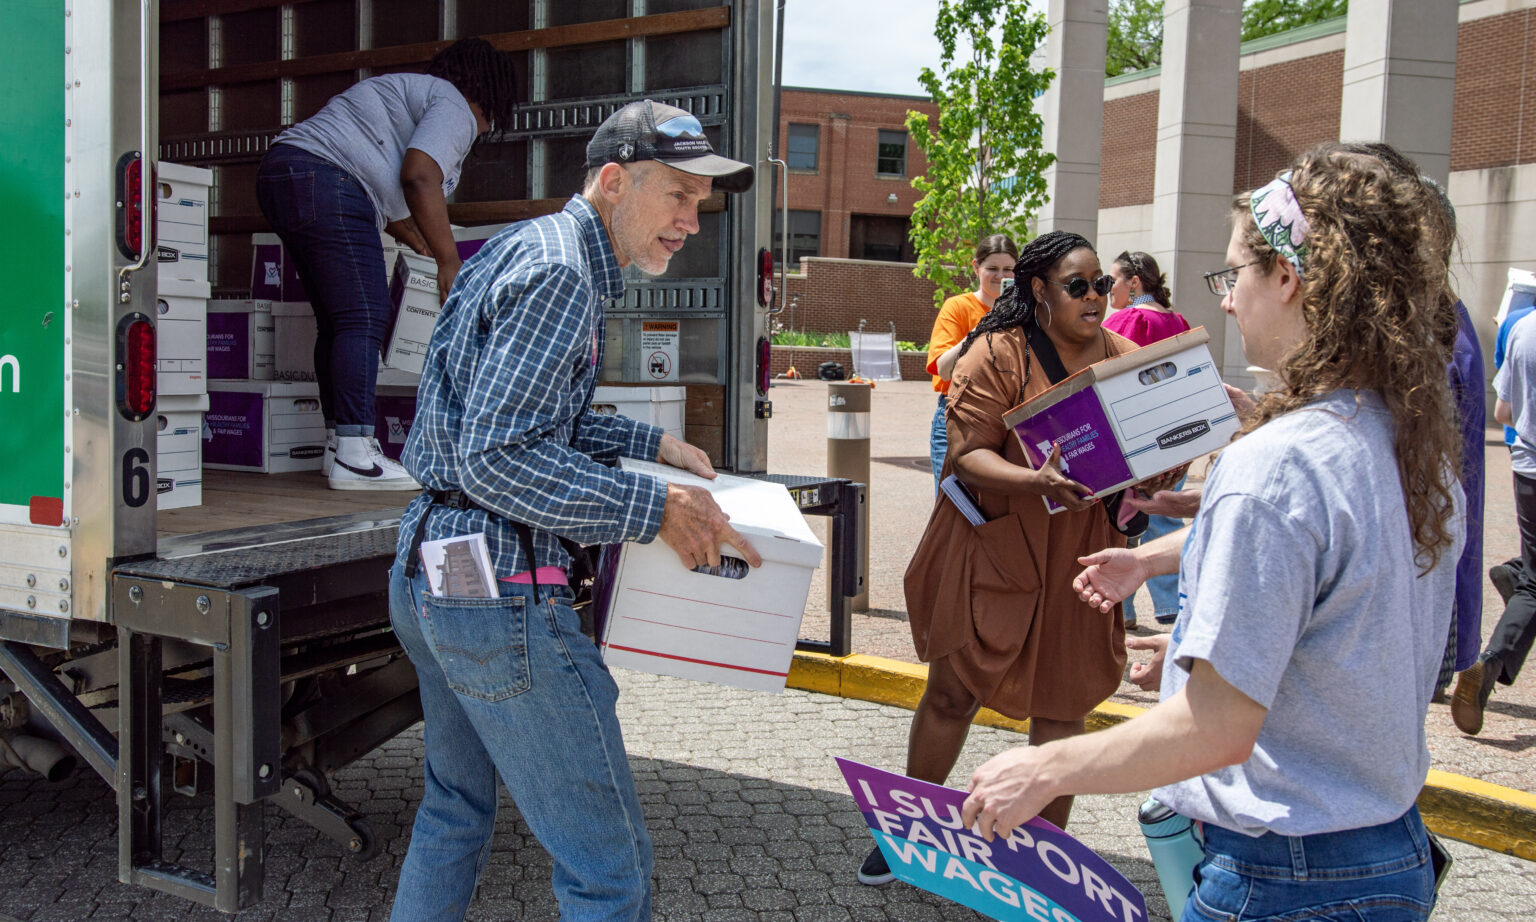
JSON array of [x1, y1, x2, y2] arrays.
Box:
[[156, 161, 213, 186], [1002, 326, 1212, 430], [593, 386, 687, 403], [209, 380, 319, 397], [619, 458, 824, 567], [208, 299, 274, 314], [157, 276, 211, 299], [157, 393, 211, 413]]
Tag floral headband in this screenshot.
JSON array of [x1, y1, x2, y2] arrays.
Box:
[[1250, 171, 1310, 276]]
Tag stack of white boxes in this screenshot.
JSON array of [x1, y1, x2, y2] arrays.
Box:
[[155, 162, 213, 510]]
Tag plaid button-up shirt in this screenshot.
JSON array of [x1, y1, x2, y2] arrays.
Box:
[[394, 196, 667, 578]]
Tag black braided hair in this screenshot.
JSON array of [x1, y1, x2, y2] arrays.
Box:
[[427, 38, 519, 138], [955, 230, 1093, 401]]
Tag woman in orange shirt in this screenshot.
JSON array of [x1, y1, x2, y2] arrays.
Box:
[[926, 235, 1018, 491]]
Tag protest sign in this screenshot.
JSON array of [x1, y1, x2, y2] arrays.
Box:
[[836, 758, 1146, 922]]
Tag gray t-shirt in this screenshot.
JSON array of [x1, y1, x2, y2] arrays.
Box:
[[1154, 389, 1462, 837], [1494, 311, 1536, 476], [277, 73, 477, 228]]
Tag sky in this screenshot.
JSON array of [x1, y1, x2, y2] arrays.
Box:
[[780, 0, 1048, 97]]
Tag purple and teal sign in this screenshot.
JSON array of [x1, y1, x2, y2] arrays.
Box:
[[1010, 389, 1133, 513], [837, 759, 1145, 922]]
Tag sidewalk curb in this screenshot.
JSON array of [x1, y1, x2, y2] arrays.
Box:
[[788, 650, 1536, 862]]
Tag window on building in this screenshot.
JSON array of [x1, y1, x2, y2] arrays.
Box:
[[850, 214, 915, 263], [876, 129, 907, 177], [774, 210, 822, 266], [787, 123, 819, 171]]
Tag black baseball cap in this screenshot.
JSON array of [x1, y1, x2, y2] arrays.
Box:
[[585, 100, 754, 194]]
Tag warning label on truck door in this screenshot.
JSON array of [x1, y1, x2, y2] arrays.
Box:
[[641, 321, 679, 382]]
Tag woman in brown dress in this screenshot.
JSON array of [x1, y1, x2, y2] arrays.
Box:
[[859, 230, 1138, 885]]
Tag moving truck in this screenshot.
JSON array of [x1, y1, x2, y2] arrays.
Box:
[[0, 0, 784, 911]]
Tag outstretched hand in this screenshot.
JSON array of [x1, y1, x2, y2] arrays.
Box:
[[657, 433, 717, 480], [1125, 487, 1203, 519], [962, 746, 1054, 843], [1073, 547, 1148, 613]]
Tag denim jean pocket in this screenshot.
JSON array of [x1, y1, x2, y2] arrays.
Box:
[[421, 593, 532, 702], [256, 169, 317, 232]]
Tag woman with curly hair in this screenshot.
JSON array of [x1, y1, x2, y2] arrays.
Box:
[[859, 230, 1144, 886], [257, 38, 517, 491], [965, 143, 1463, 921]]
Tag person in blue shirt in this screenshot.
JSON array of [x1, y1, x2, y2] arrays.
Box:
[[384, 100, 759, 922]]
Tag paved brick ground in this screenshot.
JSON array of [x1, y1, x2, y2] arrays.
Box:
[[3, 672, 1534, 920], [771, 378, 1536, 795]]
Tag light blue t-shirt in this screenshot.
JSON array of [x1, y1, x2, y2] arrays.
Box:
[[1154, 390, 1462, 837], [1494, 311, 1536, 476], [277, 73, 478, 228]]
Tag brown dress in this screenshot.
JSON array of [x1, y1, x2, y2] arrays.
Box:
[[904, 324, 1137, 722]]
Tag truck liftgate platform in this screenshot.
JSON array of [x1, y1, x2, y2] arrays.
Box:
[[0, 470, 861, 912]]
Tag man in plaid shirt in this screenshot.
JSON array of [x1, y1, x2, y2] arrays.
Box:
[[387, 100, 759, 922]]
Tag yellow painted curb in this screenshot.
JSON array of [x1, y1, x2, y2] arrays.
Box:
[[788, 651, 1536, 862]]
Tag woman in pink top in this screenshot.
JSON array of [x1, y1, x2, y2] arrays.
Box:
[[1104, 250, 1190, 346], [1103, 251, 1190, 628]]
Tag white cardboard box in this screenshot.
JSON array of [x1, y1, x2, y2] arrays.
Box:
[[156, 393, 208, 510], [1002, 326, 1239, 512], [207, 300, 275, 380], [204, 381, 325, 473], [272, 301, 318, 382], [156, 162, 211, 281], [595, 459, 823, 693], [383, 251, 442, 374], [156, 276, 209, 396], [591, 386, 686, 441]]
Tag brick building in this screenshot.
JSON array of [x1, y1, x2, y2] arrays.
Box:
[[773, 88, 940, 264]]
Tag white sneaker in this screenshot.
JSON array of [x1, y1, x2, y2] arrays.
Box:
[[329, 436, 420, 491], [322, 428, 336, 477]]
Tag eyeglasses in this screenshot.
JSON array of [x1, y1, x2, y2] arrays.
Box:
[[1054, 274, 1114, 300], [1204, 259, 1262, 296]]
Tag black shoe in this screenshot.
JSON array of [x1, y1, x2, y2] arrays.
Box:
[[857, 845, 895, 886], [1450, 653, 1501, 735], [1490, 564, 1519, 606]]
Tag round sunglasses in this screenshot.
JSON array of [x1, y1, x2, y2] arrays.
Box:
[[1052, 274, 1114, 300]]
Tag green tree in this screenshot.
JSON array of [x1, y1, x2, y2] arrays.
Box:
[[1106, 0, 1164, 77], [1105, 0, 1348, 76], [907, 0, 1055, 308]]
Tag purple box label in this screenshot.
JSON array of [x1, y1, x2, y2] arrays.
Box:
[[204, 391, 266, 468], [250, 242, 308, 302], [1011, 388, 1133, 511], [206, 313, 251, 379], [837, 759, 1145, 922], [374, 394, 417, 461]]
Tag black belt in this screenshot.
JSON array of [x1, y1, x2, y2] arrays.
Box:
[[402, 489, 592, 604]]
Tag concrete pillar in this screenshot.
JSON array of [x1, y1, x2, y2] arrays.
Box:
[[1037, 0, 1108, 241], [1150, 0, 1244, 383], [1339, 0, 1458, 186]]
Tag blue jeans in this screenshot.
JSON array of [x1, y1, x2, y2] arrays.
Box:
[[256, 143, 390, 435], [1124, 475, 1187, 624], [387, 564, 653, 922], [930, 394, 947, 494], [1184, 807, 1435, 921]]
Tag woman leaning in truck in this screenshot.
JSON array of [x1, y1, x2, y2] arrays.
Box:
[[965, 144, 1463, 920], [256, 38, 517, 491], [924, 234, 1019, 491], [858, 230, 1145, 886]]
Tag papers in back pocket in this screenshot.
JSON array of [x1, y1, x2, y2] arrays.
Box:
[[420, 532, 497, 598], [940, 474, 987, 526]]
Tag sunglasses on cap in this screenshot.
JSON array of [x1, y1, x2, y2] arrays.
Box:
[[1052, 274, 1114, 300]]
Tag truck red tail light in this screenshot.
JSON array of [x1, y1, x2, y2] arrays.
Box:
[[756, 336, 772, 396], [757, 247, 774, 308], [116, 152, 151, 261], [117, 313, 156, 420]]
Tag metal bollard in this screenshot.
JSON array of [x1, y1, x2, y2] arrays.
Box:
[[827, 381, 870, 611]]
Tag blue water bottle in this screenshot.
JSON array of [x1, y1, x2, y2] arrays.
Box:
[[1138, 797, 1204, 919]]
